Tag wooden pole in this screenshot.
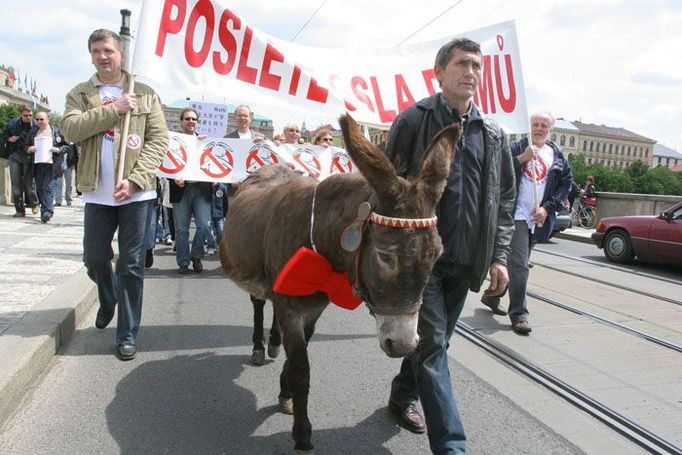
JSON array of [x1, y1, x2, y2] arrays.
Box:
[[528, 140, 543, 228], [116, 75, 135, 184]]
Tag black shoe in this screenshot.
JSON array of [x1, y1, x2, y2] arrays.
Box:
[[191, 257, 203, 273], [40, 212, 52, 224], [95, 307, 115, 329], [388, 399, 426, 434], [13, 212, 26, 218], [117, 342, 137, 361], [179, 265, 190, 274], [145, 249, 154, 268], [480, 295, 508, 316], [54, 202, 62, 207]]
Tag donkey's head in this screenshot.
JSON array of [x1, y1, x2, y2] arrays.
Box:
[[338, 114, 459, 357]]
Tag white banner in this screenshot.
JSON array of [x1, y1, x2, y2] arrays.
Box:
[[157, 134, 357, 182], [134, 0, 528, 133]]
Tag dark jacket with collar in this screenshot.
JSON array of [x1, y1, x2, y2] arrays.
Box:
[[224, 129, 241, 139], [386, 93, 516, 292], [2, 117, 36, 163], [511, 138, 572, 242]]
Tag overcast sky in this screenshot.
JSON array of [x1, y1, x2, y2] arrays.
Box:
[[2, 0, 681, 149]]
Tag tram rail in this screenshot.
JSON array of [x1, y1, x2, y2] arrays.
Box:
[[456, 322, 682, 455]]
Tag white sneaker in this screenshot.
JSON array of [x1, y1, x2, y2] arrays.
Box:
[[206, 248, 216, 255]]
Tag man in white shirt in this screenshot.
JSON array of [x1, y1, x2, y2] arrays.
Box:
[[480, 111, 572, 334], [61, 29, 168, 360]]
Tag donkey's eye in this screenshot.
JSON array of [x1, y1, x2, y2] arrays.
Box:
[[377, 251, 396, 269]]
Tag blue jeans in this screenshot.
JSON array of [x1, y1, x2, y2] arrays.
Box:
[[34, 163, 54, 217], [206, 216, 224, 249], [9, 158, 38, 213], [83, 200, 153, 345], [391, 266, 471, 454], [172, 184, 211, 266], [145, 200, 159, 251]]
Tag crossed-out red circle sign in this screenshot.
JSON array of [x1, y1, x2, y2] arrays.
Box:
[[524, 158, 548, 182], [159, 136, 188, 175], [200, 141, 234, 179], [330, 150, 353, 175], [293, 148, 321, 178], [246, 144, 279, 173]]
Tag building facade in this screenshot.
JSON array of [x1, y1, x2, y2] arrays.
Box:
[[652, 144, 682, 169], [552, 120, 655, 168]]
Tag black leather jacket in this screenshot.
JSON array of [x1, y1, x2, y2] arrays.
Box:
[[386, 94, 515, 292]]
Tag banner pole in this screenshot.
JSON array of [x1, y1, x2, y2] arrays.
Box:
[[117, 75, 135, 184]]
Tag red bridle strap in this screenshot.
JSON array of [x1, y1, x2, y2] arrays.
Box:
[[369, 212, 438, 229]]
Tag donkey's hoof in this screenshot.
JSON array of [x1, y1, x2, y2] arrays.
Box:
[[268, 342, 281, 359], [279, 397, 293, 415], [251, 349, 266, 366], [293, 449, 313, 454]]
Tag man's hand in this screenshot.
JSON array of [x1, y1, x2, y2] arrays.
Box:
[[7, 135, 19, 143], [50, 147, 60, 153], [113, 179, 139, 202], [533, 206, 549, 225], [114, 94, 137, 115], [484, 262, 509, 297], [517, 145, 536, 164], [175, 177, 185, 187], [26, 146, 36, 154], [197, 134, 207, 140]]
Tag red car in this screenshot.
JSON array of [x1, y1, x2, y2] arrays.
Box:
[[591, 200, 682, 265]]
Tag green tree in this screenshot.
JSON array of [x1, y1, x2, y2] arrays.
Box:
[[0, 103, 21, 133]]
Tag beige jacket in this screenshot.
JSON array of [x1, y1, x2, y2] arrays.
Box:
[[61, 71, 168, 192]]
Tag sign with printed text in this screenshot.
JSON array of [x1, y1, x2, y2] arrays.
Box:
[[134, 1, 529, 132], [157, 132, 356, 182]]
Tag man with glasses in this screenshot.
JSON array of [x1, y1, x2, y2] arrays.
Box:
[[2, 105, 40, 217], [169, 108, 211, 274], [61, 29, 168, 361]]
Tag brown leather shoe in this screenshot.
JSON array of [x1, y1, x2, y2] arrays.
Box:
[[512, 321, 532, 335], [388, 399, 426, 434]]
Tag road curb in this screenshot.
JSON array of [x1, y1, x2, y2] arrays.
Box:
[[0, 268, 97, 430], [554, 230, 594, 244]]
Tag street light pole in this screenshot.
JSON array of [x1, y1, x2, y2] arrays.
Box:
[[119, 9, 132, 73]]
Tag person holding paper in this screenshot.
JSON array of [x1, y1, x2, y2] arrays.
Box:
[[60, 29, 168, 361], [480, 111, 572, 334], [26, 112, 69, 223]]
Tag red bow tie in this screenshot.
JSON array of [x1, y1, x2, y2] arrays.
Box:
[[273, 247, 362, 310]]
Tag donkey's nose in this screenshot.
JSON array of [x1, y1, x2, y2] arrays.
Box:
[[382, 336, 418, 358]]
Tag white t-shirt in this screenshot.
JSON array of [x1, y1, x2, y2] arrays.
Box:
[[514, 143, 555, 230], [238, 130, 252, 139], [82, 84, 156, 206]]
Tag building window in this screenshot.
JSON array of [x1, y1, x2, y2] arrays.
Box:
[[609, 144, 613, 153], [607, 160, 611, 167], [569, 136, 575, 147], [590, 141, 594, 151], [645, 148, 648, 157], [583, 140, 587, 151], [560, 135, 566, 146], [588, 158, 592, 164]]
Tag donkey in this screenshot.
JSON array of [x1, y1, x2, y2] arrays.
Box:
[[219, 114, 459, 453]]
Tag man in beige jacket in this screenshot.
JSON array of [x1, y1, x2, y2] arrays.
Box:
[[61, 29, 168, 361]]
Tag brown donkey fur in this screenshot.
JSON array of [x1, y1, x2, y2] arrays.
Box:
[[219, 114, 459, 452]]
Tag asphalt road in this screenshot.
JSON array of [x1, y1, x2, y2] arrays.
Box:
[[0, 243, 582, 455]]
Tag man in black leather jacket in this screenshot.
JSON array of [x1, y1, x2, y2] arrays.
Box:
[[385, 37, 515, 454]]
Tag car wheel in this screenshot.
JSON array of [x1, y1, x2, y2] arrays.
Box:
[[603, 229, 635, 264]]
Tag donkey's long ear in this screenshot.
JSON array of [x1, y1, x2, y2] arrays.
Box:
[[339, 114, 402, 201], [417, 123, 460, 206]]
